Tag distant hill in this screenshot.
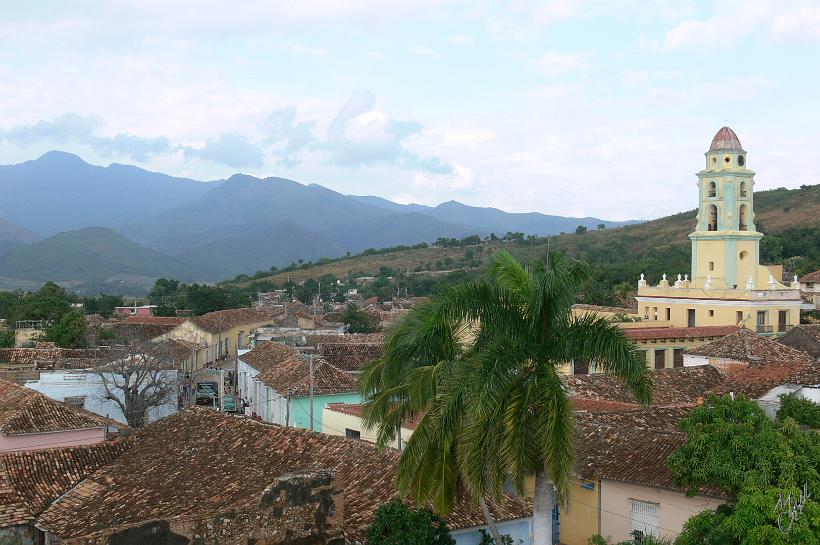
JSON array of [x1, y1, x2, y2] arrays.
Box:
[[0, 151, 217, 236], [232, 185, 820, 290], [350, 196, 636, 235], [0, 227, 194, 292], [0, 217, 39, 258], [0, 152, 639, 287]]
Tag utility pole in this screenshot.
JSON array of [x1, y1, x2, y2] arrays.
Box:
[[308, 355, 315, 431]]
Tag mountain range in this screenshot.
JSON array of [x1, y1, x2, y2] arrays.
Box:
[[0, 151, 637, 292]]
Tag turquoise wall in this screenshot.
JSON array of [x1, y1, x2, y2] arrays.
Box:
[[290, 393, 362, 430]]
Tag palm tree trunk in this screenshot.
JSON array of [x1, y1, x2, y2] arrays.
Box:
[[533, 470, 554, 545], [479, 495, 503, 543]]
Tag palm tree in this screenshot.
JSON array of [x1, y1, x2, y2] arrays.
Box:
[[360, 251, 651, 545]]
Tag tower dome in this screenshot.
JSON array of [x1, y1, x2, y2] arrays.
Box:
[[709, 126, 742, 151]]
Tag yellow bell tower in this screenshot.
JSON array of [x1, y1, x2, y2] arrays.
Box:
[[689, 126, 763, 289]]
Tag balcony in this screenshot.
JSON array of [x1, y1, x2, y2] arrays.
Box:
[[778, 323, 793, 333], [756, 325, 773, 334], [739, 224, 747, 231]]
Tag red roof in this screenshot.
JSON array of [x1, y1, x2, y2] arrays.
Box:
[[122, 316, 185, 326], [801, 269, 820, 283], [624, 325, 739, 341], [709, 126, 742, 151], [325, 402, 424, 430]]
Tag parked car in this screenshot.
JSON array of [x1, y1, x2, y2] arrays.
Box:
[[195, 382, 219, 407]]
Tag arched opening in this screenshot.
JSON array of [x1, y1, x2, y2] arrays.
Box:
[[738, 155, 745, 166], [708, 181, 717, 197], [708, 204, 718, 231], [739, 181, 747, 197], [739, 250, 748, 260], [738, 204, 747, 231]]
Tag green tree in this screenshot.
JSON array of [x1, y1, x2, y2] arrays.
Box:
[[360, 251, 650, 545], [670, 396, 820, 544], [342, 303, 376, 334], [777, 394, 820, 428], [44, 310, 88, 348], [575, 225, 588, 234], [596, 223, 606, 230], [0, 330, 14, 348], [366, 499, 455, 545]]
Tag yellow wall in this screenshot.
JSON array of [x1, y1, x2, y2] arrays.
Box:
[[560, 480, 601, 545], [321, 407, 414, 447], [161, 319, 272, 369]]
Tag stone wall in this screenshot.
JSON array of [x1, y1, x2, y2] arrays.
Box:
[[57, 471, 344, 545]]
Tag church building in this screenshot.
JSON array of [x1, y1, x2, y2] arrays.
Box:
[[635, 127, 802, 335]]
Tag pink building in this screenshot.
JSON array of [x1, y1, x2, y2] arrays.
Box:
[[114, 305, 156, 317], [0, 379, 114, 452]]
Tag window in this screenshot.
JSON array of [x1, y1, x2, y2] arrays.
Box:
[[665, 308, 671, 321], [738, 155, 745, 167], [739, 250, 748, 260], [63, 396, 86, 408], [736, 311, 744, 324], [739, 180, 747, 196], [630, 500, 659, 538], [708, 181, 716, 197], [708, 205, 718, 231], [345, 428, 361, 440], [738, 204, 747, 231], [654, 349, 666, 370], [652, 307, 658, 321], [709, 261, 714, 271], [709, 309, 714, 317], [673, 349, 684, 368]]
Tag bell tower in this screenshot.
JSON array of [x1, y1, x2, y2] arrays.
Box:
[[689, 127, 762, 289]]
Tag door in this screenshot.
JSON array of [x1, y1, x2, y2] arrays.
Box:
[[778, 310, 788, 333], [687, 309, 696, 328], [574, 358, 589, 375], [673, 349, 684, 368]]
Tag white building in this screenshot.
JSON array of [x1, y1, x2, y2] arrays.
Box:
[[25, 368, 178, 425]]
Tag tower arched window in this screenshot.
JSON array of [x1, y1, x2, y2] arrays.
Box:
[[739, 181, 747, 198], [708, 181, 716, 198], [738, 204, 747, 231], [708, 204, 718, 231]]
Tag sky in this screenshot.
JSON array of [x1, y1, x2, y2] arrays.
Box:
[[0, 1, 818, 221]]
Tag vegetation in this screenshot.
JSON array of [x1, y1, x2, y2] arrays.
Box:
[[669, 395, 820, 544], [366, 499, 455, 545], [226, 185, 819, 308], [342, 304, 378, 334], [777, 394, 820, 429], [0, 330, 14, 348], [360, 251, 651, 545], [43, 310, 88, 348]]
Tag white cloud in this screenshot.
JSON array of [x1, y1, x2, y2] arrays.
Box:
[[413, 164, 474, 191], [532, 51, 590, 76], [288, 43, 329, 59], [448, 35, 474, 46], [408, 45, 440, 58], [771, 5, 820, 40]]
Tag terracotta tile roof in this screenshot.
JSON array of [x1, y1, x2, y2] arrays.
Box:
[[38, 409, 531, 541], [563, 366, 724, 406], [325, 403, 424, 430], [83, 314, 107, 324], [781, 324, 820, 344], [319, 341, 384, 372], [625, 325, 739, 341], [304, 333, 384, 348], [122, 316, 186, 326], [574, 406, 725, 497], [711, 359, 820, 399], [570, 398, 641, 412], [257, 356, 359, 397], [572, 304, 636, 314], [800, 269, 820, 283], [0, 379, 115, 436], [240, 341, 300, 375], [709, 126, 742, 151], [0, 347, 113, 369], [189, 308, 277, 333], [0, 441, 128, 527], [686, 327, 814, 364]]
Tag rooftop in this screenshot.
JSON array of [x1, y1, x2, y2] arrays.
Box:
[[257, 356, 358, 397], [0, 379, 116, 436], [239, 341, 300, 375], [0, 441, 128, 527], [563, 365, 724, 406], [37, 408, 530, 541], [800, 269, 820, 283], [624, 325, 739, 341], [319, 341, 384, 372], [709, 126, 743, 151], [686, 327, 814, 364], [122, 316, 186, 326], [325, 402, 424, 430], [190, 307, 278, 333]]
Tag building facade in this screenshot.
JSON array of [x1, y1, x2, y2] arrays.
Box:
[[636, 127, 802, 336]]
